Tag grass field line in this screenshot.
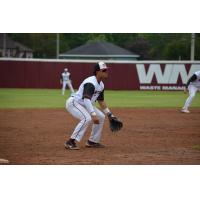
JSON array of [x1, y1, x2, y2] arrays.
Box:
[[0, 89, 199, 109]]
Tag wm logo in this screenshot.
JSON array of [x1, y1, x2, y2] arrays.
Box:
[[136, 64, 200, 84]]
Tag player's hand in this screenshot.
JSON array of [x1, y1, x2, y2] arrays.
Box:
[[184, 88, 188, 94], [91, 115, 99, 124]]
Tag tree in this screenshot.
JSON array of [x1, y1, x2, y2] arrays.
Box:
[[8, 33, 198, 60]]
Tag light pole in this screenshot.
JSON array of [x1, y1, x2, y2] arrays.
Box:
[[3, 33, 6, 57], [56, 33, 60, 59], [190, 33, 195, 60]]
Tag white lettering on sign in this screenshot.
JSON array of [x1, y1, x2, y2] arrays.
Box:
[[136, 64, 200, 84], [139, 85, 186, 91]]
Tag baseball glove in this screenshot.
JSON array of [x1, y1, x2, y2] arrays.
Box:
[[108, 113, 123, 132]]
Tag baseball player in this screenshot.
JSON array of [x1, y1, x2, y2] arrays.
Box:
[[60, 68, 75, 95], [181, 70, 200, 113], [64, 61, 116, 150]]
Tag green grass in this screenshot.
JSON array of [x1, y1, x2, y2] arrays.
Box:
[[0, 89, 66, 109], [104, 90, 200, 108], [0, 88, 199, 109]]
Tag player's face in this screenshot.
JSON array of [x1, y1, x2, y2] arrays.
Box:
[[100, 68, 108, 79]]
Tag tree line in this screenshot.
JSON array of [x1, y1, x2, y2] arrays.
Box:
[[8, 33, 200, 60]]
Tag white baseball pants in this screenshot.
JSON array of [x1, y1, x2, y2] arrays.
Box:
[[183, 85, 200, 110], [66, 97, 105, 143], [62, 81, 74, 95]]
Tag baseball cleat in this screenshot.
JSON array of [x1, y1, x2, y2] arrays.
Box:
[[181, 109, 190, 113], [85, 140, 105, 148], [64, 139, 79, 150]]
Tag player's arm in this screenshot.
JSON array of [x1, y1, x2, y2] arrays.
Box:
[[97, 90, 113, 118], [98, 91, 123, 132], [184, 74, 197, 92], [60, 75, 63, 84], [98, 100, 107, 109], [186, 74, 197, 88], [83, 83, 99, 124]]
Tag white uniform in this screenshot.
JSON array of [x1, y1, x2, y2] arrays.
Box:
[[182, 70, 200, 111], [61, 72, 74, 95], [66, 76, 105, 143]]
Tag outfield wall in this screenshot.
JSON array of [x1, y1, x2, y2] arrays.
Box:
[[0, 58, 200, 90]]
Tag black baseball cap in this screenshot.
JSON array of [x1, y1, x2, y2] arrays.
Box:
[[93, 62, 108, 74]]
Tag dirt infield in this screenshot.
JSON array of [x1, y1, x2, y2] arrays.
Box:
[[0, 108, 200, 164]]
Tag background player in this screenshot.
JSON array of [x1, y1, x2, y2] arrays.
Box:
[[60, 68, 75, 95], [181, 70, 200, 113], [64, 61, 119, 150]]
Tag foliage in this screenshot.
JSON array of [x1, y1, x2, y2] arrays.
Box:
[[8, 33, 200, 60]]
